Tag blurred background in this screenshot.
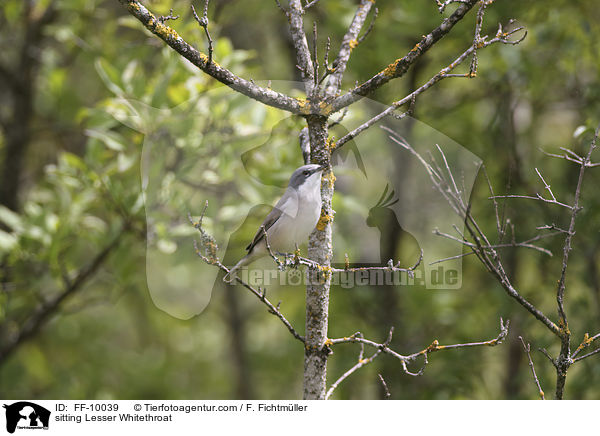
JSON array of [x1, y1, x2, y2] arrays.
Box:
[[1, 0, 599, 399]]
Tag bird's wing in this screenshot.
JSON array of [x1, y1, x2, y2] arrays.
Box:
[[245, 189, 298, 252], [245, 207, 283, 252]]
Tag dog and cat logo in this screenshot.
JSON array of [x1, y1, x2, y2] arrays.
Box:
[[3, 402, 50, 433]]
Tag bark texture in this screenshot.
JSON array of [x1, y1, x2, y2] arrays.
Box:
[[303, 115, 332, 399]]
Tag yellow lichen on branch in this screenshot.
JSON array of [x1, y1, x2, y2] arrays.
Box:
[[316, 209, 334, 231], [318, 101, 334, 116], [153, 21, 181, 41], [574, 332, 593, 355], [382, 59, 400, 77], [297, 98, 311, 115], [322, 170, 336, 189]]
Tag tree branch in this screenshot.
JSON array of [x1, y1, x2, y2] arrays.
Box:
[[571, 332, 600, 361], [117, 0, 303, 113], [330, 0, 480, 112], [519, 336, 545, 399], [0, 224, 128, 366], [554, 123, 599, 399], [556, 125, 599, 331], [335, 22, 526, 149], [324, 0, 376, 96], [189, 207, 305, 343], [287, 0, 315, 95], [325, 331, 385, 399], [384, 128, 562, 338], [190, 0, 213, 64], [328, 318, 509, 381]]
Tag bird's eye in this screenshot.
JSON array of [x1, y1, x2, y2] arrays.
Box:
[[303, 170, 310, 176]]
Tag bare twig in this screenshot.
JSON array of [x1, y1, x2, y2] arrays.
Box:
[[539, 348, 557, 368], [572, 347, 600, 363], [324, 0, 376, 96], [357, 7, 378, 45], [158, 8, 179, 23], [312, 21, 319, 92], [331, 0, 485, 112], [191, 0, 214, 64], [378, 373, 391, 399], [304, 0, 323, 9], [189, 208, 305, 343], [335, 24, 526, 149], [432, 228, 557, 258], [325, 331, 386, 399], [519, 336, 545, 399], [554, 123, 599, 399], [383, 128, 562, 338], [328, 318, 508, 378], [261, 226, 285, 270], [274, 0, 287, 15], [572, 332, 600, 361]]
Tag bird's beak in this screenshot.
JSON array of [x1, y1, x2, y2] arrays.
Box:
[[316, 165, 326, 173]]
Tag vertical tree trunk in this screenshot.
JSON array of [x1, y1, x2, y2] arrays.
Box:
[[303, 114, 333, 399], [0, 93, 32, 211]]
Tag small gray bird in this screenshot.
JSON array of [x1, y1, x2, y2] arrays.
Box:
[[224, 164, 324, 282]]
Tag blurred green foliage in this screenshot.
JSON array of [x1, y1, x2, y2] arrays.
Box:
[[1, 0, 599, 399]]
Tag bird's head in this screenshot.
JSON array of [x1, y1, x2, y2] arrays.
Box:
[[288, 164, 324, 191]]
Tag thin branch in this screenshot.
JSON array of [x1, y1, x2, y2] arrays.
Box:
[[191, 0, 214, 64], [0, 224, 128, 365], [556, 124, 599, 334], [539, 348, 557, 368], [572, 347, 600, 363], [324, 0, 376, 96], [571, 332, 600, 360], [117, 0, 303, 113], [383, 128, 562, 338], [488, 194, 573, 210], [188, 208, 305, 343], [357, 7, 378, 45], [378, 374, 391, 399], [468, 0, 494, 77], [312, 21, 319, 92], [325, 331, 386, 399], [274, 0, 287, 15], [328, 318, 508, 378], [335, 24, 526, 149], [329, 249, 423, 276], [432, 228, 556, 257], [261, 225, 285, 270], [519, 336, 545, 400], [304, 0, 323, 9], [331, 0, 483, 112], [158, 8, 179, 23]]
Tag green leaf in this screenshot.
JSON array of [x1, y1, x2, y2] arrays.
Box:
[[85, 128, 126, 151], [0, 206, 24, 232], [0, 230, 17, 252], [95, 58, 125, 96], [117, 152, 136, 172]]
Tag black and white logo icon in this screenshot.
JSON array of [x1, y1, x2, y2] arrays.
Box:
[[3, 402, 50, 434]]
